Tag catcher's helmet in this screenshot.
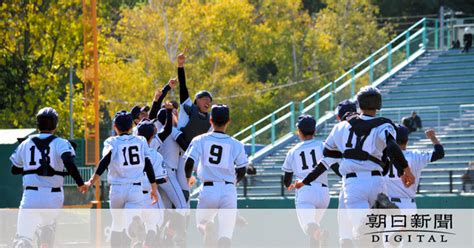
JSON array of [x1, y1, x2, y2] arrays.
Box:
[[356, 86, 382, 110], [36, 107, 59, 130]]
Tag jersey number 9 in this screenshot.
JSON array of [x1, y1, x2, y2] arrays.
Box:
[[209, 145, 223, 165]]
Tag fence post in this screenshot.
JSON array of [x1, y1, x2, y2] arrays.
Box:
[[290, 102, 295, 133], [405, 30, 410, 60], [446, 21, 451, 48], [437, 107, 441, 131], [251, 124, 256, 156], [299, 101, 304, 115], [314, 92, 320, 120], [449, 170, 453, 193], [330, 82, 335, 111], [271, 113, 276, 145], [388, 42, 392, 73], [435, 19, 439, 49], [351, 69, 355, 97], [281, 175, 285, 196], [243, 176, 248, 197], [422, 19, 427, 48], [369, 55, 374, 83]]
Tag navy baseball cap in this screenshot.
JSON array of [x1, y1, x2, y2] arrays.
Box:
[[113, 110, 133, 131], [396, 124, 409, 144], [131, 105, 150, 120], [296, 115, 316, 134], [211, 104, 230, 124], [336, 100, 357, 120], [137, 118, 156, 140]]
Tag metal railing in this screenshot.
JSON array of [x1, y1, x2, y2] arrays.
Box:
[[378, 106, 441, 131], [234, 18, 446, 156], [459, 104, 474, 127], [64, 167, 94, 186]]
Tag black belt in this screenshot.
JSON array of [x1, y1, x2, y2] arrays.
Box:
[[203, 181, 233, 186], [345, 171, 381, 178], [25, 186, 61, 192], [143, 191, 149, 194], [133, 182, 141, 186], [308, 183, 327, 187], [391, 197, 415, 203], [156, 178, 167, 184]]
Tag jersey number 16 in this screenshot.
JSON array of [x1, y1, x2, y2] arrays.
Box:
[[122, 146, 140, 166]]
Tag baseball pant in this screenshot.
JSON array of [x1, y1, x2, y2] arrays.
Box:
[[337, 189, 353, 242], [158, 167, 187, 210], [17, 187, 63, 240], [294, 182, 330, 235], [109, 184, 144, 233], [342, 172, 386, 239], [196, 182, 237, 239], [142, 191, 164, 231]]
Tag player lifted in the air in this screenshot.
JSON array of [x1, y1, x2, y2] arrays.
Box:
[[85, 111, 159, 247], [294, 86, 416, 244], [10, 107, 87, 248], [174, 49, 213, 149], [385, 125, 445, 209], [283, 115, 330, 247], [183, 104, 248, 247]]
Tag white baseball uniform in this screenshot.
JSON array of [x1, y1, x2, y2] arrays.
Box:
[[282, 139, 330, 235], [184, 131, 248, 239], [10, 133, 75, 242], [385, 150, 433, 209], [321, 115, 396, 238], [157, 128, 188, 209], [102, 134, 150, 233], [142, 148, 167, 231]]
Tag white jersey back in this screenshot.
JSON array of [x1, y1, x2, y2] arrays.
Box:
[[282, 140, 328, 185], [322, 115, 396, 175], [10, 133, 75, 187], [385, 150, 432, 199], [142, 148, 167, 191], [184, 132, 248, 183], [158, 136, 181, 169], [103, 134, 150, 184]]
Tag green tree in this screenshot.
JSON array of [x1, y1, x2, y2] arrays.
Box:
[[0, 0, 85, 137]]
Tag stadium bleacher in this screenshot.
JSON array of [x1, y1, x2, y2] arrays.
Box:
[[237, 49, 474, 198]]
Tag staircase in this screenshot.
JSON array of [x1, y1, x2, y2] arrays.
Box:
[[237, 49, 474, 198]]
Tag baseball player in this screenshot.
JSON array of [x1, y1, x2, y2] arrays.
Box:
[[136, 118, 170, 247], [148, 80, 189, 207], [294, 86, 416, 243], [85, 111, 158, 247], [173, 49, 213, 151], [148, 81, 190, 247], [385, 125, 445, 209], [131, 105, 151, 136], [10, 107, 87, 248], [183, 104, 248, 247], [333, 99, 358, 248], [283, 115, 329, 247]]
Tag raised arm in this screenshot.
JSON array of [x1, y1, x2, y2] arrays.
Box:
[[157, 103, 174, 142], [177, 50, 190, 104], [425, 129, 444, 162], [149, 79, 177, 120]]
